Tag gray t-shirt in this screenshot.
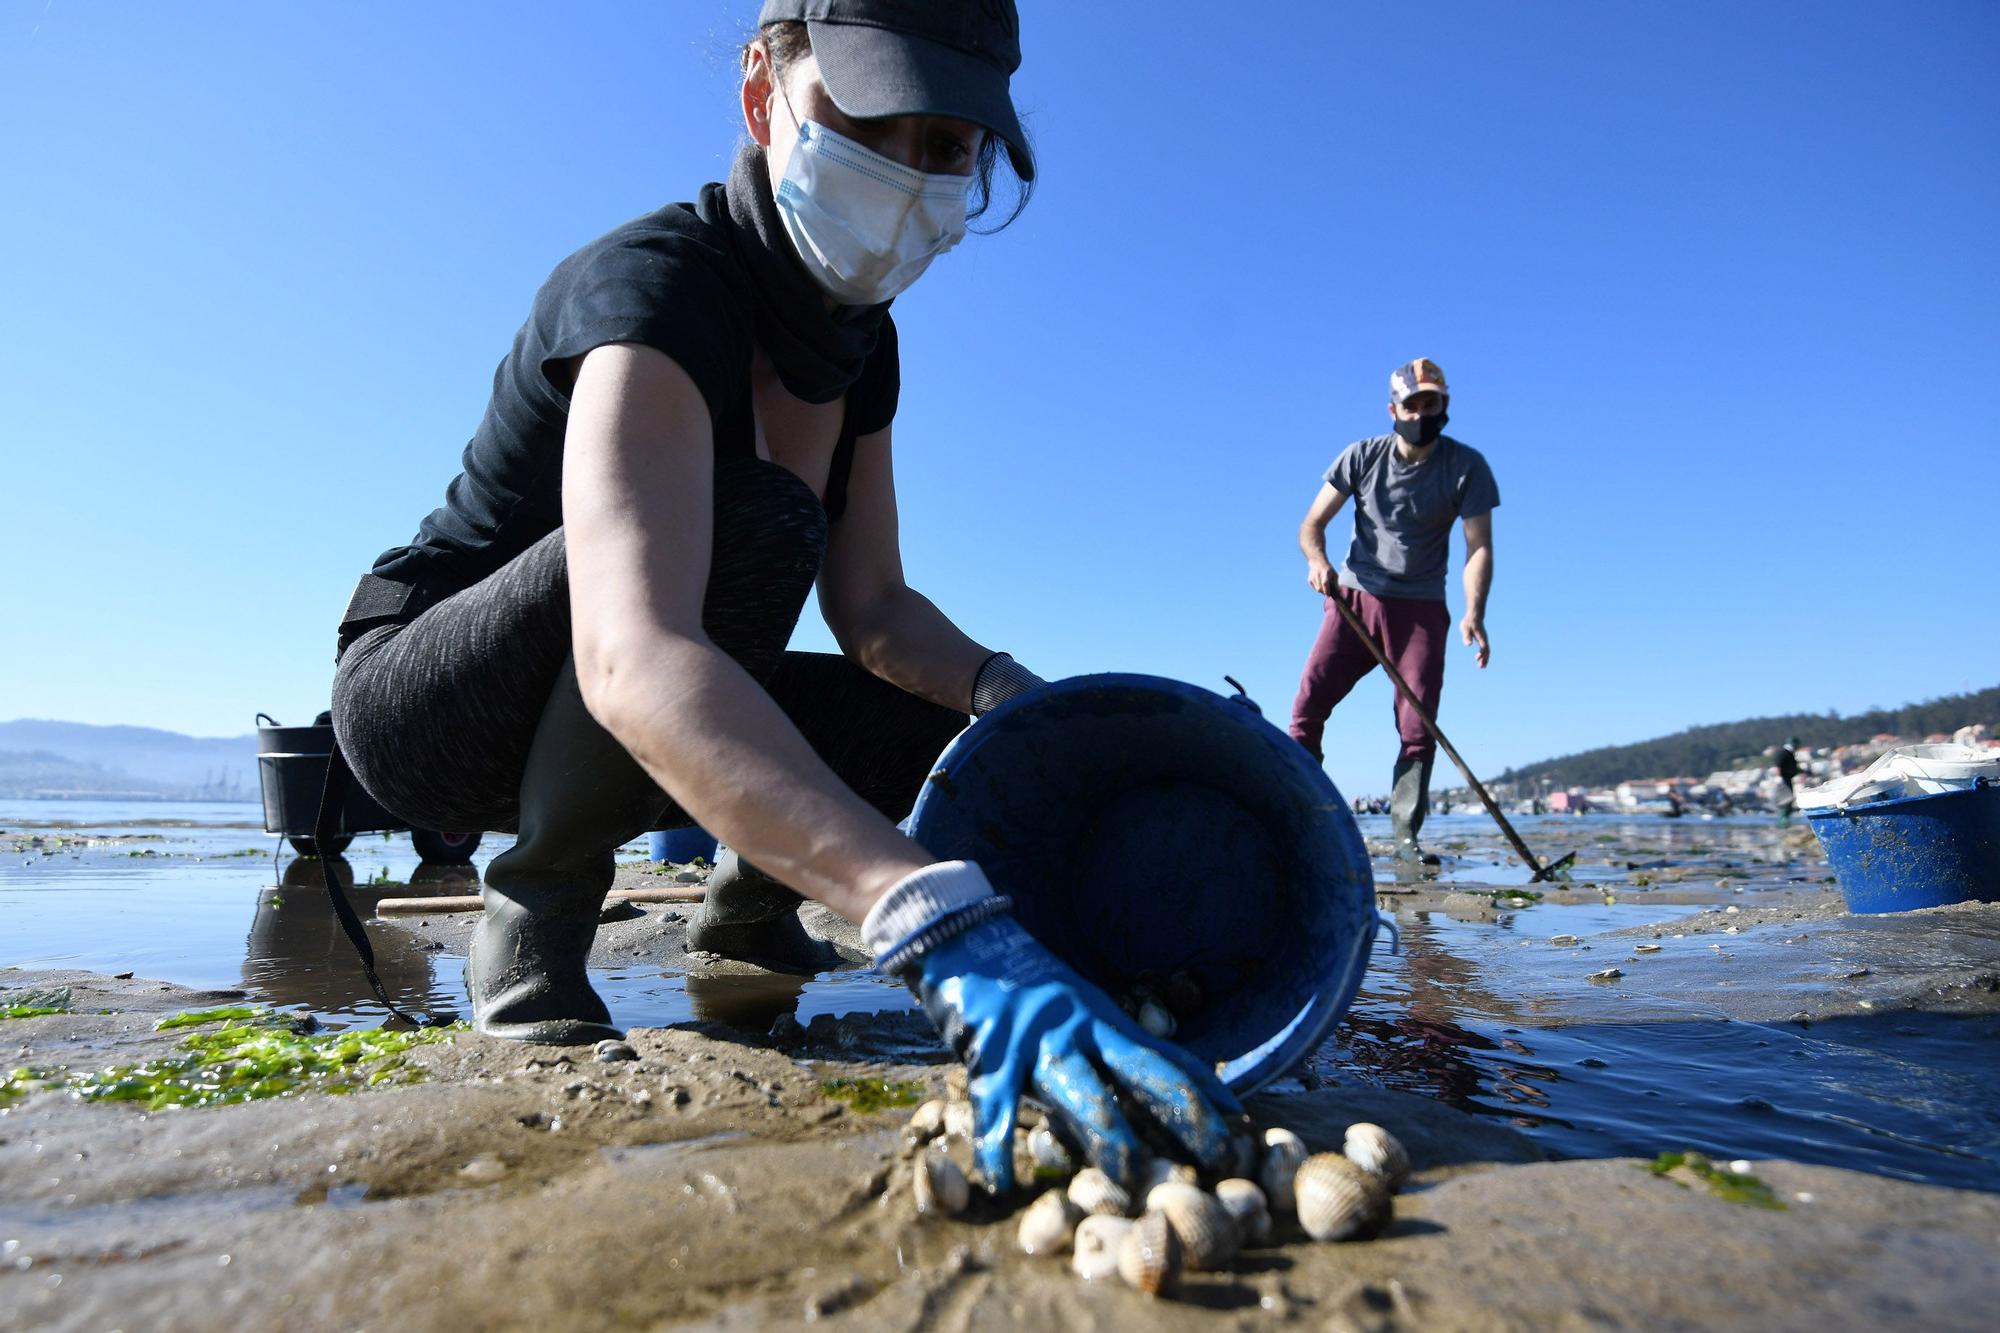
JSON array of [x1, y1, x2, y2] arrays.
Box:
[[1325, 433, 1500, 601]]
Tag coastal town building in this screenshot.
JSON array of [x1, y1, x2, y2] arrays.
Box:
[[1436, 725, 1999, 816]]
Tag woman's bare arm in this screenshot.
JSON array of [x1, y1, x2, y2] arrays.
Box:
[[561, 343, 929, 922], [817, 425, 994, 712]]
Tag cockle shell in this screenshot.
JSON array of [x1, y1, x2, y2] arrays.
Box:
[[1342, 1122, 1411, 1192], [1138, 1001, 1177, 1038], [1143, 1156, 1199, 1192], [1071, 1215, 1132, 1281], [1069, 1166, 1134, 1217], [1144, 1181, 1238, 1271], [1294, 1153, 1391, 1241], [1214, 1177, 1270, 1246], [912, 1149, 970, 1218], [942, 1100, 977, 1142], [1117, 1210, 1183, 1296], [1259, 1127, 1309, 1215], [906, 1099, 947, 1144], [1028, 1124, 1074, 1176], [1017, 1188, 1082, 1256]]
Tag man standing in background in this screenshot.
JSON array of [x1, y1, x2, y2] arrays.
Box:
[[1290, 359, 1500, 870], [1774, 738, 1803, 824]]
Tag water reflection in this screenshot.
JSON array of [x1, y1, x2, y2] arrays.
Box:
[[682, 970, 807, 1031], [408, 863, 482, 893], [1318, 905, 2000, 1191], [1325, 910, 1572, 1128], [241, 857, 457, 1019]]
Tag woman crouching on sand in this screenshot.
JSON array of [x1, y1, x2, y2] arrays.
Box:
[[326, 1, 1241, 1192]]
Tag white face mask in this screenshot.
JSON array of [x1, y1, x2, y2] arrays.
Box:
[[774, 119, 971, 305]]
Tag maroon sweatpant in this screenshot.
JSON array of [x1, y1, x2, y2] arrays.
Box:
[[1289, 585, 1450, 764]]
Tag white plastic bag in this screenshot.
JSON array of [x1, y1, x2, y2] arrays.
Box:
[[1795, 743, 1999, 811]]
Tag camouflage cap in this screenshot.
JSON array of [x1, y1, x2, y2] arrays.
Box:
[[1390, 358, 1449, 405]]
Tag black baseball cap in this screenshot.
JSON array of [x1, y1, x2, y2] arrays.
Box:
[[756, 0, 1034, 180]]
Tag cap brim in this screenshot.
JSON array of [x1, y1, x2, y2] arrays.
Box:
[[806, 21, 1034, 181]]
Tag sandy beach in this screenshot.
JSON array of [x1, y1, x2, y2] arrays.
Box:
[[4, 816, 1998, 1330]]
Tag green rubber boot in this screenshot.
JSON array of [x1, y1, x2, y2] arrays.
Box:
[[469, 659, 664, 1044], [686, 847, 840, 974], [1390, 755, 1441, 877]]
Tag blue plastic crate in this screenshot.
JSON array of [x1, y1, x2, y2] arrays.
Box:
[[1806, 779, 2000, 913], [649, 827, 718, 865]]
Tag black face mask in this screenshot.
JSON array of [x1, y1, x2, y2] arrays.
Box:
[[1393, 409, 1448, 447]]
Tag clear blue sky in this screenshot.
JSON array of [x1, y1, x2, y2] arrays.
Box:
[[2, 1, 1995, 801]]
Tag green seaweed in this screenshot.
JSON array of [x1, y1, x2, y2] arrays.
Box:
[[1491, 888, 1544, 907], [2, 1016, 465, 1111], [0, 986, 71, 1017], [819, 1077, 924, 1114], [1644, 1151, 1786, 1210], [155, 1005, 264, 1030]]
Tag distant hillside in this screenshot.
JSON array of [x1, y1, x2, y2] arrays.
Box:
[[1499, 685, 2000, 790], [0, 749, 188, 799], [0, 720, 257, 800]]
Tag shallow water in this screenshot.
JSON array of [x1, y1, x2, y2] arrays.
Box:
[[4, 800, 1996, 1192], [1319, 908, 2000, 1193], [0, 800, 910, 1028]]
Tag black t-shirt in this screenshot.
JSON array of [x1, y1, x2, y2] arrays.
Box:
[[369, 184, 900, 594]]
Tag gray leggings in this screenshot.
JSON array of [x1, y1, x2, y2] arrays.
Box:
[[332, 456, 966, 841]]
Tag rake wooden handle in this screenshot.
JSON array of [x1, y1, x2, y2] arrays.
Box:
[[375, 884, 707, 915], [1324, 590, 1559, 879]]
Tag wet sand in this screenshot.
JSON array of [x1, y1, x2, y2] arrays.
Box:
[[4, 816, 1999, 1329]]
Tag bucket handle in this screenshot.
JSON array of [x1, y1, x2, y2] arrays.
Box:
[[256, 712, 280, 728], [1373, 910, 1401, 956], [1222, 675, 1262, 716]]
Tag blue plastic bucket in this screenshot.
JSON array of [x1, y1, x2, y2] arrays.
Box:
[[905, 673, 1377, 1093], [649, 827, 719, 865], [1805, 779, 2000, 913]]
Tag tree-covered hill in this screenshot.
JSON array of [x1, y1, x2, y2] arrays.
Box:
[[1498, 686, 2000, 790]]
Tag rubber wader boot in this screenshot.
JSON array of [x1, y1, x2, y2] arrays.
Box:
[[686, 846, 839, 974], [1391, 755, 1442, 873], [469, 660, 664, 1044]]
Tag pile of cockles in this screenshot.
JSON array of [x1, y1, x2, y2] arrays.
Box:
[[901, 1077, 1412, 1300]]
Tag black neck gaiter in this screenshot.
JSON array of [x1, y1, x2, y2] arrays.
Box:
[[707, 145, 889, 405]]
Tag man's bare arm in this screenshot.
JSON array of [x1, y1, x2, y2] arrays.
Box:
[[1299, 482, 1350, 596], [1460, 511, 1493, 668]]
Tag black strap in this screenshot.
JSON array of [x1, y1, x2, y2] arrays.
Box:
[[337, 573, 443, 657], [312, 738, 437, 1027], [824, 428, 856, 522], [340, 573, 420, 628]]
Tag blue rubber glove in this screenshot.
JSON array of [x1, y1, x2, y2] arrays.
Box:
[[869, 864, 1243, 1194]]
